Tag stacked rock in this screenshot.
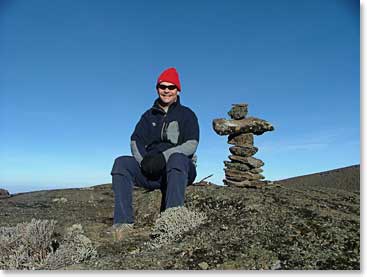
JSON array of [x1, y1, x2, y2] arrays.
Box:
[[212, 103, 274, 188]]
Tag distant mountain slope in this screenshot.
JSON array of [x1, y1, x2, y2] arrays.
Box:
[[275, 165, 360, 192]]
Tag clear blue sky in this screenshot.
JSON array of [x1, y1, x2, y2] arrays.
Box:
[[0, 0, 360, 193]]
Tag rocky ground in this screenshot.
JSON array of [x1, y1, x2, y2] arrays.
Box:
[[0, 165, 360, 270]]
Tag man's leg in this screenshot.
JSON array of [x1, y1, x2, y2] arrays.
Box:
[[111, 156, 140, 224], [163, 153, 197, 209], [111, 156, 161, 224]]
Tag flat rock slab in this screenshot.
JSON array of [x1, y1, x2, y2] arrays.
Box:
[[228, 155, 264, 168], [213, 117, 274, 136], [224, 161, 250, 171], [225, 168, 265, 181], [223, 179, 266, 188], [229, 145, 258, 157], [228, 133, 254, 146], [227, 103, 248, 120], [249, 167, 264, 174], [223, 178, 252, 187]]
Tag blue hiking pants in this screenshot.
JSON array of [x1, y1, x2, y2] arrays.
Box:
[[111, 153, 197, 224]]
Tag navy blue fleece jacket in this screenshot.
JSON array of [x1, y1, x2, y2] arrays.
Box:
[[130, 96, 199, 165]]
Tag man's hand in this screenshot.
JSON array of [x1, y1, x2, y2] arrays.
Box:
[[141, 153, 166, 179]]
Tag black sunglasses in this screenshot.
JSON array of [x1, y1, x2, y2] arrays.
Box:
[[158, 84, 177, 90]]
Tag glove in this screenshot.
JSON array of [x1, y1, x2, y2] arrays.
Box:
[[141, 153, 166, 179]]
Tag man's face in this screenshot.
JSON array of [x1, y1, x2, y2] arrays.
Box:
[[157, 81, 179, 106]]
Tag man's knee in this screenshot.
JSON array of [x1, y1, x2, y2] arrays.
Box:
[[111, 156, 138, 176], [166, 153, 189, 172]]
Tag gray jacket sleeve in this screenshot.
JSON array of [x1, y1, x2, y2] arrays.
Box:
[[130, 115, 148, 165], [130, 140, 144, 165], [162, 139, 199, 162], [162, 108, 199, 162]]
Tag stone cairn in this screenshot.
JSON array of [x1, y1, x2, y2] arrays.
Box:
[[212, 103, 274, 188]]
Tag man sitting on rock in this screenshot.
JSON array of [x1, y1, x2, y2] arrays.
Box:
[[110, 67, 199, 240]]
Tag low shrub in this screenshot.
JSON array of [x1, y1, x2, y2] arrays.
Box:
[[0, 219, 96, 270], [148, 206, 207, 249]]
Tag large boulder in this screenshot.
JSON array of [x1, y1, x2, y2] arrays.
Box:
[[0, 188, 10, 199]]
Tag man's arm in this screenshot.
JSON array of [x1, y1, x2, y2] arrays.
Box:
[[162, 110, 199, 162], [130, 115, 148, 165], [162, 140, 199, 161]]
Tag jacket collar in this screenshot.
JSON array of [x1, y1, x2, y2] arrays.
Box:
[[152, 95, 181, 114]]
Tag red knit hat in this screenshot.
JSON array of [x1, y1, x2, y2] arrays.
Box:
[[156, 67, 181, 91]]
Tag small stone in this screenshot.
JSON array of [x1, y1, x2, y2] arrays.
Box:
[[224, 161, 250, 171], [271, 260, 282, 270], [228, 133, 254, 146], [52, 197, 68, 203], [225, 168, 265, 181], [249, 167, 263, 174], [223, 179, 252, 188], [128, 247, 140, 254], [229, 145, 258, 157], [227, 103, 248, 120], [228, 155, 264, 168], [220, 225, 229, 230], [198, 261, 209, 270], [224, 179, 266, 188]]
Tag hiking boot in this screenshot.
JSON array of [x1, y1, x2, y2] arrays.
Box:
[[110, 223, 134, 241]]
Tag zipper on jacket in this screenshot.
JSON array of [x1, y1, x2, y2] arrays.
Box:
[[161, 112, 170, 141], [163, 121, 169, 141], [160, 112, 166, 140], [161, 121, 166, 140]]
